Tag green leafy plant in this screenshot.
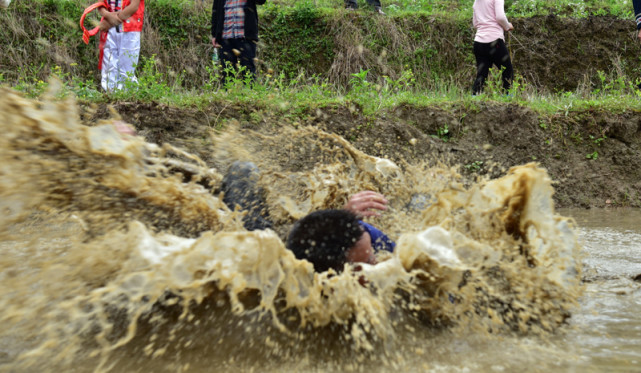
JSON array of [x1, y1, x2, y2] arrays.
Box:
[[431, 124, 450, 142], [465, 160, 484, 172], [349, 69, 372, 96], [590, 134, 606, 146]]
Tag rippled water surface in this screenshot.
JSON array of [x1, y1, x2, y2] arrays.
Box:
[[3, 210, 639, 372], [135, 209, 641, 372], [560, 209, 641, 373], [375, 208, 641, 373]]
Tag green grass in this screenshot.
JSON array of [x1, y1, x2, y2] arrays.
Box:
[[27, 0, 631, 26], [266, 0, 633, 18], [3, 0, 639, 115], [8, 55, 641, 122]]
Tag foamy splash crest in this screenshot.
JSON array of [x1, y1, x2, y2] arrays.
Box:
[[0, 86, 229, 237], [416, 163, 583, 332], [0, 86, 582, 371]]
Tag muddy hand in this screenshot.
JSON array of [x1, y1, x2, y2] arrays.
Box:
[[344, 191, 388, 218], [114, 121, 136, 136]]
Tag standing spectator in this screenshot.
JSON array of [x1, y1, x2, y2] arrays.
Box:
[[633, 0, 641, 88], [211, 0, 266, 82], [97, 0, 145, 91], [471, 0, 513, 95], [345, 0, 384, 14]]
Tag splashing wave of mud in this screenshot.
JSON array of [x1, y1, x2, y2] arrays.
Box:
[[0, 86, 582, 372]]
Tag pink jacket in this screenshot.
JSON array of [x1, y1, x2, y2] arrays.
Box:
[[473, 0, 511, 43]]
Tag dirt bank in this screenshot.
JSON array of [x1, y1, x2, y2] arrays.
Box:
[[2, 0, 640, 92], [83, 100, 641, 208]]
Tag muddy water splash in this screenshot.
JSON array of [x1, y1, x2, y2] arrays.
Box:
[[0, 86, 582, 371]]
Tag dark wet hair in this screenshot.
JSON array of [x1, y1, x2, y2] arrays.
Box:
[[286, 209, 363, 273]]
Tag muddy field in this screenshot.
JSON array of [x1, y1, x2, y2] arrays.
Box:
[[83, 100, 641, 208]]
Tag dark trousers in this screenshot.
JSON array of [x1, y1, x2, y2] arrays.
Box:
[[222, 161, 272, 231], [219, 38, 257, 82], [472, 38, 513, 94], [345, 0, 381, 9]]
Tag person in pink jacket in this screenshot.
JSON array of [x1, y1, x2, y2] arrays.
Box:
[[472, 0, 514, 95]]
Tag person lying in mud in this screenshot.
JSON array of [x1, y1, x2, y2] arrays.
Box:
[[222, 162, 395, 273], [113, 125, 396, 272], [285, 199, 395, 273]]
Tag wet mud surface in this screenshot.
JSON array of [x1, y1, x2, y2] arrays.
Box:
[[1, 89, 585, 372], [84, 100, 641, 209]]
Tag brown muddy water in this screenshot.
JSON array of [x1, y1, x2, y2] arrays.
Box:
[[0, 87, 638, 373], [559, 208, 641, 373]]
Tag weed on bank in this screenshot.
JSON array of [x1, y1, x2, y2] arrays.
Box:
[[7, 57, 641, 122], [276, 0, 632, 18]]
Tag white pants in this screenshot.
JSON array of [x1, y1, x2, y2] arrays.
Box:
[[101, 28, 141, 91]]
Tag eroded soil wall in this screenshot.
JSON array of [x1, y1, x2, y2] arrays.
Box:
[[82, 101, 641, 208]]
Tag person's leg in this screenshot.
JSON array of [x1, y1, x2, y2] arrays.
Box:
[[219, 38, 239, 84], [117, 31, 141, 90], [490, 38, 513, 92], [472, 41, 491, 95], [365, 0, 383, 12], [101, 27, 121, 92], [222, 161, 273, 231], [344, 0, 357, 9], [237, 39, 257, 80]]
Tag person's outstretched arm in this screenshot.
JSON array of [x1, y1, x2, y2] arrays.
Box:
[[494, 0, 513, 31], [344, 191, 388, 218]]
